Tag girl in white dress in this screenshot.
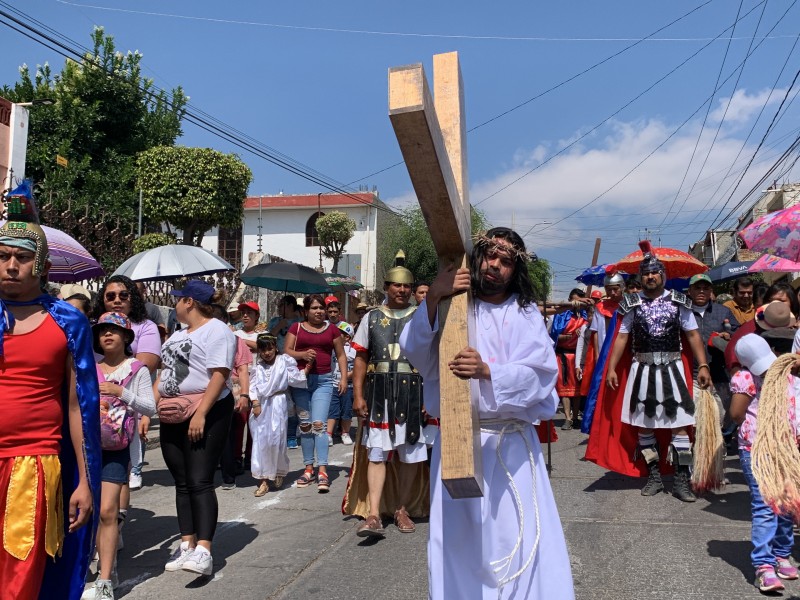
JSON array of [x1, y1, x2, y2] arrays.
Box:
[[250, 334, 309, 496]]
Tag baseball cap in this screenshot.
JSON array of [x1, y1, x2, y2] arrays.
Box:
[[337, 321, 354, 337], [689, 273, 713, 287], [590, 290, 603, 300], [170, 280, 215, 304], [324, 295, 339, 306], [735, 333, 776, 376], [238, 301, 259, 314], [755, 301, 796, 330], [356, 302, 368, 312]]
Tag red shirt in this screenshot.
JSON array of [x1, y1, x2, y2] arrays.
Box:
[[288, 322, 341, 374], [0, 315, 68, 458]]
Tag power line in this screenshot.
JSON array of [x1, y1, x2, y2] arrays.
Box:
[[657, 0, 747, 229], [0, 3, 402, 218]]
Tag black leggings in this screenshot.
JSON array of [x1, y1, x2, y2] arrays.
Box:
[[161, 394, 234, 541]]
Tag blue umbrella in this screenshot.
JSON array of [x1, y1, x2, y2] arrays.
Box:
[[575, 264, 630, 287], [705, 261, 756, 282]]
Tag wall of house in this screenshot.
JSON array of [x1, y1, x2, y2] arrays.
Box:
[[200, 203, 379, 288]]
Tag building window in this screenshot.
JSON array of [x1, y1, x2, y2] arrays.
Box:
[[218, 225, 242, 271], [306, 212, 324, 247]]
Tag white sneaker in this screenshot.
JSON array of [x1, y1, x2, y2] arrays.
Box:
[[94, 579, 114, 600], [164, 542, 192, 571], [182, 547, 213, 576], [129, 473, 142, 490], [341, 433, 353, 445]]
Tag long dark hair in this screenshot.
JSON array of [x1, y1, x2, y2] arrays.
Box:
[[765, 282, 800, 317], [93, 275, 147, 323], [470, 227, 536, 308]]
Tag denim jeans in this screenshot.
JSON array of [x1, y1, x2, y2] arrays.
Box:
[[739, 448, 794, 568], [292, 373, 333, 467]]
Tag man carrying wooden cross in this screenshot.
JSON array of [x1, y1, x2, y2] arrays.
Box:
[[401, 227, 575, 599]]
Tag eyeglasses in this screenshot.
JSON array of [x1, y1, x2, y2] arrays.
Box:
[[105, 291, 131, 302]]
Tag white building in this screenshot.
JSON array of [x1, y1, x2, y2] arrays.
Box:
[[200, 191, 392, 289], [0, 97, 30, 192]]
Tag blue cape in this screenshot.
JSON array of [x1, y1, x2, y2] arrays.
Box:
[[580, 311, 618, 434], [549, 309, 588, 345], [1, 295, 101, 600]]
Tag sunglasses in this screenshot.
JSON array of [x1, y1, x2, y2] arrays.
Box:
[[105, 291, 131, 302]]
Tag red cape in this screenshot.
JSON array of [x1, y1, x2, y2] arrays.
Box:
[[584, 319, 693, 477]]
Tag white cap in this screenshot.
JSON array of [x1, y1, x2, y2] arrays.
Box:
[[734, 333, 776, 376]]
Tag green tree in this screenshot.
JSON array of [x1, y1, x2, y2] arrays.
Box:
[[527, 258, 552, 303], [136, 146, 252, 245], [316, 210, 357, 273], [132, 232, 177, 254], [1, 27, 187, 269], [379, 205, 490, 283]]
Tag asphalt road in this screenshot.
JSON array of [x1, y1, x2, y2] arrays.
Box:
[[89, 418, 799, 600]]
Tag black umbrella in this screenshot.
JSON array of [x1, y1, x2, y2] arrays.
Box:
[[240, 262, 329, 294], [706, 261, 756, 282]]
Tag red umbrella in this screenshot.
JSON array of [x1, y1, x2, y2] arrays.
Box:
[[616, 242, 708, 279]]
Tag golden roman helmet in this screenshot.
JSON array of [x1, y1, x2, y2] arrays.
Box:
[[0, 182, 49, 276], [385, 249, 413, 284]]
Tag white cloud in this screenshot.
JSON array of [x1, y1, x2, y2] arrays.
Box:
[[710, 87, 786, 124]]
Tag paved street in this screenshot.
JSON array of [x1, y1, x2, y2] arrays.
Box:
[[95, 418, 796, 600]]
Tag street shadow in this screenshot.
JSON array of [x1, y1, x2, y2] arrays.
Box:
[[582, 471, 644, 493], [325, 464, 350, 485], [138, 467, 175, 489], [109, 508, 258, 596], [707, 539, 753, 583], [700, 489, 751, 522]]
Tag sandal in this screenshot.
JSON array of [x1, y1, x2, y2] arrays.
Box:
[[394, 508, 416, 533], [296, 469, 316, 488], [317, 472, 330, 493], [356, 515, 385, 538], [272, 476, 284, 490], [254, 481, 269, 497]]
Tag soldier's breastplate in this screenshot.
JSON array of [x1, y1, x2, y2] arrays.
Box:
[[631, 297, 681, 354]]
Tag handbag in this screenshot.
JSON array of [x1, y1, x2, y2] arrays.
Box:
[[157, 392, 206, 424]]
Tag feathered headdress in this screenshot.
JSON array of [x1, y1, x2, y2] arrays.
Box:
[[0, 180, 49, 276], [638, 240, 664, 275]]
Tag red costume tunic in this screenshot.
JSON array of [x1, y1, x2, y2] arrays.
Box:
[[0, 315, 68, 599], [555, 314, 586, 397]]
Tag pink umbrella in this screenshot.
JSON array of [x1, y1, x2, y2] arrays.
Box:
[[747, 254, 800, 274], [0, 220, 105, 282], [739, 205, 800, 261]]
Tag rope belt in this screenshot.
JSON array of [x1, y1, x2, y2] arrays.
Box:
[[479, 418, 541, 596]]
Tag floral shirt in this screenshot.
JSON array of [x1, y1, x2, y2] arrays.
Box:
[[731, 368, 800, 452]]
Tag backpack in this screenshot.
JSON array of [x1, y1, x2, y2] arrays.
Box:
[[96, 360, 145, 451]]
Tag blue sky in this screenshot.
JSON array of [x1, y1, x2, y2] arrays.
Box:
[[2, 1, 799, 297]]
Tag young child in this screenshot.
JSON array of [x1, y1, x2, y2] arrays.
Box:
[[328, 322, 357, 445], [250, 334, 309, 497], [90, 313, 156, 599], [731, 333, 800, 594]]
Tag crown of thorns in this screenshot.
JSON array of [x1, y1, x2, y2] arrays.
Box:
[[473, 232, 536, 263]]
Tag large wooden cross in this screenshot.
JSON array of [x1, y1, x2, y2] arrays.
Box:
[[389, 52, 483, 499]]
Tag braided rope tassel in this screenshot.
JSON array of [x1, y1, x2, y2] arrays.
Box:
[[691, 387, 725, 494]]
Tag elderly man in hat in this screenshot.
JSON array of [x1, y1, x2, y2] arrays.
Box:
[[604, 242, 710, 502], [0, 187, 101, 599], [343, 263, 431, 539]]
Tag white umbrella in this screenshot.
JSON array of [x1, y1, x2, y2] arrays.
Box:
[[111, 245, 235, 281]]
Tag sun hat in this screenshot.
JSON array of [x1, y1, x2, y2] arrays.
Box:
[[238, 301, 260, 314], [60, 283, 91, 300], [93, 312, 135, 355], [337, 322, 354, 337], [734, 333, 776, 377], [356, 302, 368, 312], [170, 280, 215, 304], [754, 301, 796, 330]]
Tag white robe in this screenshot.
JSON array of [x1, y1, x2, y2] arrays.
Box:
[[249, 355, 306, 480], [400, 294, 575, 600]]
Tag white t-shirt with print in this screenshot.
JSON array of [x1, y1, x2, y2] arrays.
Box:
[[159, 318, 236, 401]]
